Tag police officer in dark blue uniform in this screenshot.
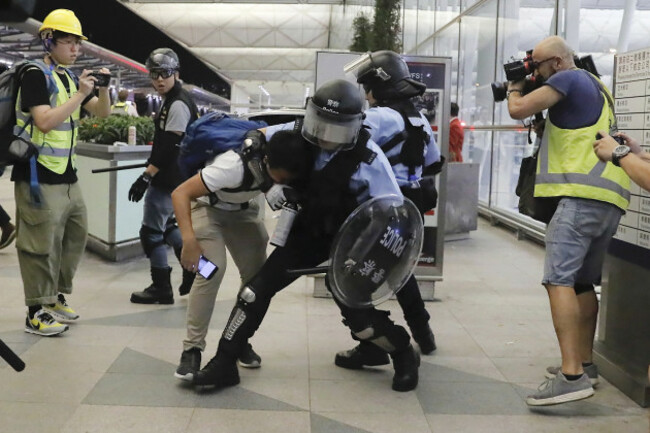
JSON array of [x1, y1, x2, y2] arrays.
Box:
[[335, 51, 441, 370], [193, 79, 421, 392]]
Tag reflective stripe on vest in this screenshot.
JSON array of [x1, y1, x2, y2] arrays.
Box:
[[15, 68, 79, 174], [535, 88, 630, 211]]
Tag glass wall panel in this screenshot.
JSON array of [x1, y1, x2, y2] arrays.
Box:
[[403, 0, 419, 53], [467, 129, 493, 204], [461, 0, 480, 11], [458, 0, 498, 132], [490, 129, 533, 213], [433, 21, 460, 100], [416, 0, 436, 55], [495, 0, 555, 125], [435, 0, 461, 31]]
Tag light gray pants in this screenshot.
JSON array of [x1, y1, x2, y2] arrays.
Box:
[[14, 182, 88, 307], [183, 199, 268, 351]]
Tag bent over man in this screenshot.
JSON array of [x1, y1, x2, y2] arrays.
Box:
[[193, 79, 422, 392]]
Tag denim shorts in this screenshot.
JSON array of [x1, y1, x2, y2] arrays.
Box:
[[543, 197, 622, 287]]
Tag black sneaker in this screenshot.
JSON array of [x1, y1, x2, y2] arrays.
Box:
[[237, 343, 261, 369], [174, 348, 202, 382], [334, 342, 390, 370]]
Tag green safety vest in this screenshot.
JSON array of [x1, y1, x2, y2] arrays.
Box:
[[15, 67, 79, 175], [111, 102, 129, 113], [535, 75, 630, 211]]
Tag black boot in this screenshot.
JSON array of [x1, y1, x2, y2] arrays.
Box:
[[334, 341, 390, 370], [178, 269, 195, 296], [411, 323, 436, 355], [391, 344, 420, 392], [130, 267, 174, 304], [193, 354, 240, 388]]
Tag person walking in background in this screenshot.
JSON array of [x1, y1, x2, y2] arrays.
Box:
[[13, 9, 111, 336], [111, 89, 139, 116], [448, 102, 464, 162], [128, 48, 199, 305]]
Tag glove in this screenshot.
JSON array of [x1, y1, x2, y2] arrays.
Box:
[[128, 173, 151, 202], [265, 184, 291, 211]]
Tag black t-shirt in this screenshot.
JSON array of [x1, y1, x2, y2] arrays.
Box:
[[11, 68, 92, 184]]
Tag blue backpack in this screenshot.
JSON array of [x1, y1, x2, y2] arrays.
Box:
[[177, 111, 267, 180]]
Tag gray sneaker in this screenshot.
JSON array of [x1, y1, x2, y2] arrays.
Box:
[[545, 364, 599, 386], [526, 372, 594, 406]]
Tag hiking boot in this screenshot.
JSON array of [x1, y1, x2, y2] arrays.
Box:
[[25, 309, 68, 336], [545, 363, 599, 386], [174, 348, 202, 382], [411, 324, 436, 355], [130, 267, 174, 304], [391, 344, 420, 392], [178, 269, 195, 297], [237, 343, 261, 369], [193, 355, 240, 388], [526, 372, 594, 406], [43, 293, 79, 322], [0, 222, 15, 249], [334, 342, 390, 370]]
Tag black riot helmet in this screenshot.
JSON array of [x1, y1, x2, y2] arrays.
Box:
[[301, 79, 364, 151], [345, 50, 426, 101], [146, 48, 180, 72]]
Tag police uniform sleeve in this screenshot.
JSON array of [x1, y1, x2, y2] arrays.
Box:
[[352, 141, 402, 203], [423, 121, 441, 166], [264, 121, 295, 140]]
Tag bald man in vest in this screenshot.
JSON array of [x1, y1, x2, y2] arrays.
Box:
[[507, 36, 630, 406]]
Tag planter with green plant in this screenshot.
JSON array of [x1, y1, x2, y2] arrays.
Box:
[[78, 114, 154, 145]]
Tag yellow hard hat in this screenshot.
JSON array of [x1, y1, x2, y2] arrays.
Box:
[[39, 9, 87, 40]]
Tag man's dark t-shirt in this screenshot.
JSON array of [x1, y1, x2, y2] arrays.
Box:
[[11, 68, 92, 185], [544, 69, 604, 130]]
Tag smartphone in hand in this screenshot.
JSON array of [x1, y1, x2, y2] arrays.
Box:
[[197, 255, 218, 280]]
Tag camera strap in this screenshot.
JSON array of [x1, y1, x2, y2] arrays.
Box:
[[583, 70, 617, 132]]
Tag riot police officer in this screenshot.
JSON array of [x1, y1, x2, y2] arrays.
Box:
[[128, 48, 199, 304], [193, 79, 421, 392], [335, 50, 441, 369]]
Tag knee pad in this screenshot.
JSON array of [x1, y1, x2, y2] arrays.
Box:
[[139, 226, 164, 257], [574, 283, 595, 295]]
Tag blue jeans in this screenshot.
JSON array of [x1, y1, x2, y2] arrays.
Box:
[[141, 185, 182, 268]]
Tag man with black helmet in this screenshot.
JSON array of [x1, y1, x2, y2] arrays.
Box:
[[192, 79, 422, 392], [13, 9, 111, 336], [335, 50, 441, 369], [128, 48, 199, 305]]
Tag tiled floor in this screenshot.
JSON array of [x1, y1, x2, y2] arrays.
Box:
[[0, 173, 648, 433]]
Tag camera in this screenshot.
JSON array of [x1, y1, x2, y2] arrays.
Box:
[[491, 76, 542, 102], [596, 132, 625, 146], [504, 50, 536, 82], [89, 72, 111, 87], [491, 50, 540, 102]]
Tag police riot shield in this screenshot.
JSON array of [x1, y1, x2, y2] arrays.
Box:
[[328, 194, 423, 308]]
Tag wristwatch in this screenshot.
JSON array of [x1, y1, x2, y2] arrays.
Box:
[[612, 145, 631, 167]]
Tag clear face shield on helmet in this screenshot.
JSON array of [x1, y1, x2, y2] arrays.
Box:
[[343, 53, 392, 84], [301, 99, 363, 151]]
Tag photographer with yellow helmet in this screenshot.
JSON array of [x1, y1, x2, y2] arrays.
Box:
[[13, 9, 111, 336]]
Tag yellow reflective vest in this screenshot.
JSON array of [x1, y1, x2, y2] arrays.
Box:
[[535, 73, 630, 211], [15, 66, 80, 175]]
